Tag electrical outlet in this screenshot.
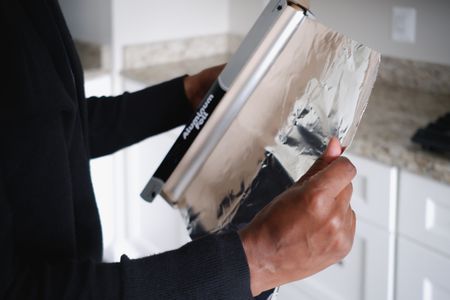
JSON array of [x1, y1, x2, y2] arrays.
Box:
[[392, 6, 417, 43]]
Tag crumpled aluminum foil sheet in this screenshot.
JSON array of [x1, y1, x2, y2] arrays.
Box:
[[179, 17, 380, 238]]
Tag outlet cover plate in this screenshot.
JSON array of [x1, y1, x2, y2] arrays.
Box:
[[392, 6, 417, 43]]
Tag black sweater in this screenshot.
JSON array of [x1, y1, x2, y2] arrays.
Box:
[[0, 0, 252, 299]]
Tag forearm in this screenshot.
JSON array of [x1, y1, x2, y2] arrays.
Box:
[[1, 194, 252, 300], [121, 232, 252, 300], [1, 234, 252, 300], [87, 76, 193, 158], [1, 183, 251, 300]]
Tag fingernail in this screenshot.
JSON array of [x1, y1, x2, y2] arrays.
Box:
[[325, 137, 342, 157]]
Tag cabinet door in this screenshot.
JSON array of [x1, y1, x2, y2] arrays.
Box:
[[398, 171, 450, 257], [396, 237, 450, 300], [122, 127, 191, 258], [347, 154, 398, 231], [122, 77, 147, 93], [84, 74, 112, 97], [277, 221, 393, 300], [85, 74, 120, 261]]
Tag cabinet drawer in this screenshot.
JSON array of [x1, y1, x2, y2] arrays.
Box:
[[347, 154, 397, 230], [398, 171, 450, 256], [396, 237, 450, 300]]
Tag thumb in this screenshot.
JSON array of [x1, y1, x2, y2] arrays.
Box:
[[296, 137, 342, 186]]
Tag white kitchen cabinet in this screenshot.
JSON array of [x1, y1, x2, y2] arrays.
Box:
[[85, 73, 122, 261], [396, 237, 450, 300], [118, 78, 190, 258], [122, 77, 147, 94], [84, 73, 112, 98], [347, 154, 398, 231], [122, 127, 191, 257], [278, 221, 393, 300], [277, 155, 398, 300], [89, 153, 117, 260], [398, 171, 450, 257], [86, 72, 192, 262]]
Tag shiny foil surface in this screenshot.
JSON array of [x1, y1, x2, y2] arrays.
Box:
[[178, 17, 380, 237]]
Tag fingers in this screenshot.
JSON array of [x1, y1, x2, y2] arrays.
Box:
[[343, 208, 357, 253], [326, 137, 343, 158], [186, 64, 227, 108], [336, 183, 353, 211], [350, 209, 357, 238], [297, 137, 343, 186], [339, 207, 357, 259], [201, 64, 226, 80], [337, 184, 356, 238], [307, 157, 357, 198]]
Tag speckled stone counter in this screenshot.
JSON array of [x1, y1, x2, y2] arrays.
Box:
[[76, 41, 110, 80], [123, 58, 450, 186], [349, 82, 450, 185], [122, 54, 230, 85]]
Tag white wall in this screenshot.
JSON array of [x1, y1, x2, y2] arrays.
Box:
[[60, 0, 263, 45], [60, 0, 450, 66], [228, 0, 265, 36], [311, 0, 450, 66], [60, 0, 231, 46], [59, 0, 112, 45], [112, 0, 230, 45]]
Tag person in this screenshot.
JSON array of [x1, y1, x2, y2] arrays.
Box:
[[0, 0, 357, 299]]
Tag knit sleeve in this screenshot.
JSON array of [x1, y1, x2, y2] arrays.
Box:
[[0, 102, 252, 300], [121, 232, 253, 300], [0, 187, 252, 300], [87, 76, 194, 158]]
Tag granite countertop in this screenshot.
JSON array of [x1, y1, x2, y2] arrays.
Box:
[[122, 54, 230, 84], [123, 57, 450, 186], [76, 41, 110, 80], [349, 81, 450, 185]]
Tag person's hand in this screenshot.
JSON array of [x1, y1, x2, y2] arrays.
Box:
[[239, 138, 357, 296], [184, 65, 225, 109]]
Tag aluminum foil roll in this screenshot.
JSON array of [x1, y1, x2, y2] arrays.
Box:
[[177, 16, 380, 237]]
